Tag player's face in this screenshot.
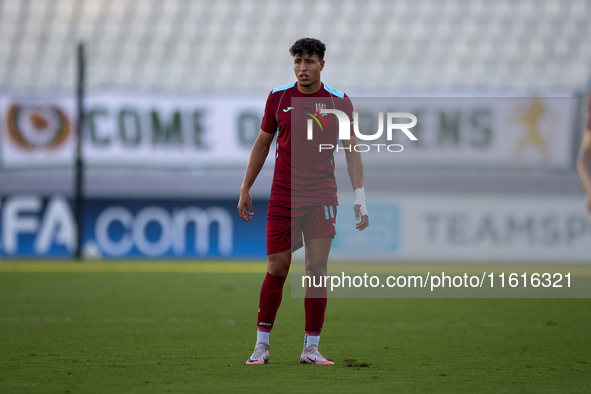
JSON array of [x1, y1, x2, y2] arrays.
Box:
[[293, 54, 324, 87]]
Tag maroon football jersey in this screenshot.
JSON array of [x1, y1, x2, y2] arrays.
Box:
[[260, 82, 354, 205]]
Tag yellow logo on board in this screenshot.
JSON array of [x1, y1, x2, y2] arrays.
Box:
[[514, 99, 551, 164]]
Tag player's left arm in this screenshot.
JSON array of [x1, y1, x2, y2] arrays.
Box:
[[576, 128, 591, 213], [342, 134, 369, 230], [576, 95, 591, 213]]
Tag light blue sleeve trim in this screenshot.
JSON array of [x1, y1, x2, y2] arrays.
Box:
[[272, 82, 297, 93], [323, 84, 345, 98]]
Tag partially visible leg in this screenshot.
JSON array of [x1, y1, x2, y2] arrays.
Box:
[[304, 236, 332, 335], [301, 236, 334, 365], [257, 249, 292, 332], [246, 249, 292, 365]]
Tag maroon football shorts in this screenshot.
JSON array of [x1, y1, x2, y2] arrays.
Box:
[[266, 200, 337, 255]]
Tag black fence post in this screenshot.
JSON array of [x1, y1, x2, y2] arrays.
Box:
[[75, 42, 85, 260]]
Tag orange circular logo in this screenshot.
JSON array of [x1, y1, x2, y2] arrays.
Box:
[[6, 104, 71, 151]]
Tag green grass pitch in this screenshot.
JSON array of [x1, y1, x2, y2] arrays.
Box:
[[0, 264, 590, 393]]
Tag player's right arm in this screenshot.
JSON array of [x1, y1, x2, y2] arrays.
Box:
[[576, 95, 591, 213], [238, 129, 275, 222]]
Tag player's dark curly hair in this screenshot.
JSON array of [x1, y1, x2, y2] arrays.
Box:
[[289, 38, 326, 60]]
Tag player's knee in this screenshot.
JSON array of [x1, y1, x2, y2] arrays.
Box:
[[305, 260, 327, 277], [267, 255, 290, 278]]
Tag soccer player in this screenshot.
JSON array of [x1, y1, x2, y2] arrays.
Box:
[[237, 38, 369, 365], [577, 95, 591, 213]]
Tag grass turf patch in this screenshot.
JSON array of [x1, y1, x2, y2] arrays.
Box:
[[0, 270, 590, 393]]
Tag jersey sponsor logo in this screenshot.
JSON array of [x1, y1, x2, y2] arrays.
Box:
[[304, 106, 329, 135]]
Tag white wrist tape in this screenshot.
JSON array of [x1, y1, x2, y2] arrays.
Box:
[[354, 187, 368, 217]]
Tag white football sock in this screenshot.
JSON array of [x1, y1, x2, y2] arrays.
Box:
[[256, 331, 270, 346], [304, 334, 319, 347]]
